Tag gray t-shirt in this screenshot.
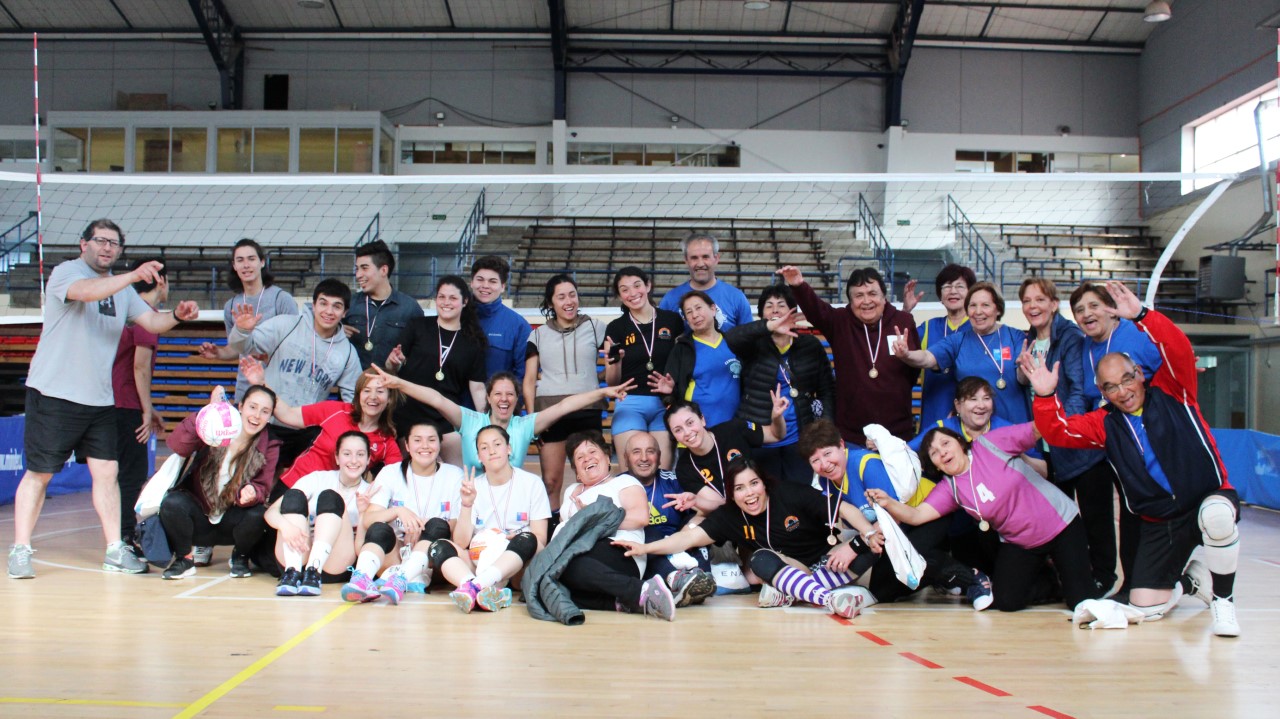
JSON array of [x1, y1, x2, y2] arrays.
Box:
[[528, 316, 606, 399], [28, 258, 150, 406], [222, 285, 298, 400], [227, 309, 361, 416]]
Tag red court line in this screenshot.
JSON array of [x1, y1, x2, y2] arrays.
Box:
[[899, 652, 943, 669], [1028, 705, 1076, 719], [1257, 558, 1280, 568], [857, 630, 891, 646], [829, 615, 853, 626], [954, 676, 1011, 697]]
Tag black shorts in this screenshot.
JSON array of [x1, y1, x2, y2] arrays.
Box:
[[23, 388, 117, 473], [1129, 488, 1239, 590], [539, 408, 603, 444]]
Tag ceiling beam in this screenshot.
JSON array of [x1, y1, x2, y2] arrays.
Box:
[[186, 0, 244, 109], [328, 0, 345, 29], [443, 0, 456, 30], [548, 0, 568, 120], [885, 0, 925, 129], [107, 0, 134, 29], [0, 1, 22, 29], [564, 46, 890, 77]]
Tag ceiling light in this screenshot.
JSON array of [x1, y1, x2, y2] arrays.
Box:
[[1144, 1, 1172, 23], [297, 0, 326, 9], [743, 1, 772, 10]]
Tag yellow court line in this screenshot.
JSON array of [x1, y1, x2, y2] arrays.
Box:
[[172, 604, 353, 719]]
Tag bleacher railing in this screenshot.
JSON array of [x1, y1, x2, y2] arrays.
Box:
[[998, 258, 1085, 297], [946, 195, 996, 282], [0, 211, 38, 276], [355, 213, 380, 248], [457, 188, 487, 264], [857, 193, 895, 286]]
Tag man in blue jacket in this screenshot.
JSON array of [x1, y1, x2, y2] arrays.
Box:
[[470, 255, 532, 392]]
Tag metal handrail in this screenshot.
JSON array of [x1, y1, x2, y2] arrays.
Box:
[[857, 193, 895, 285], [355, 213, 380, 248], [456, 188, 487, 265], [998, 258, 1085, 296], [0, 211, 39, 275], [946, 195, 996, 281], [834, 255, 884, 303]]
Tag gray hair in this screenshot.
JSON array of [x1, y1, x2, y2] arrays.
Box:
[[681, 230, 720, 255]]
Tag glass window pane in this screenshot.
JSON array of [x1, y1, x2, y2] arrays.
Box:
[[216, 128, 252, 172], [380, 131, 393, 174], [955, 149, 987, 173], [135, 127, 170, 172], [53, 128, 86, 172], [1079, 153, 1110, 172], [573, 143, 611, 166], [10, 140, 39, 164], [336, 128, 372, 173], [436, 142, 469, 164], [989, 151, 1014, 173], [1016, 152, 1047, 173], [613, 143, 643, 166], [171, 128, 206, 172], [645, 144, 675, 166], [713, 145, 740, 167], [88, 128, 125, 172], [1110, 153, 1140, 172], [298, 128, 335, 173], [502, 142, 535, 164], [1051, 152, 1077, 172], [252, 128, 289, 172]]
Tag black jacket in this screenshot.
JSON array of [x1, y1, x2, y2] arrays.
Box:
[[662, 321, 761, 405], [732, 321, 835, 429]]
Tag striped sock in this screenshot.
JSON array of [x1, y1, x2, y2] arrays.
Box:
[[810, 567, 856, 590], [774, 567, 829, 606]]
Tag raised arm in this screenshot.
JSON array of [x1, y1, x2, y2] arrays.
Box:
[[759, 386, 791, 444], [1022, 357, 1109, 449], [891, 325, 939, 370], [615, 524, 714, 557], [532, 379, 636, 434], [866, 488, 942, 526], [67, 261, 161, 304], [370, 364, 463, 427], [240, 357, 305, 428]]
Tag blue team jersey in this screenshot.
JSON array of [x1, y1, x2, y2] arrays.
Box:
[[660, 281, 754, 332], [812, 447, 894, 520], [685, 334, 742, 426], [642, 470, 690, 541], [763, 353, 800, 448], [929, 324, 1031, 424], [918, 315, 970, 429], [1081, 319, 1163, 408]]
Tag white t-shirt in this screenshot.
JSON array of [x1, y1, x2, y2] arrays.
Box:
[[470, 467, 551, 539], [290, 470, 370, 528], [371, 461, 464, 539], [559, 473, 646, 573]]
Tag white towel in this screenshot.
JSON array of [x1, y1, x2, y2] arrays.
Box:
[[873, 504, 926, 590], [1072, 599, 1147, 629], [863, 423, 922, 501]]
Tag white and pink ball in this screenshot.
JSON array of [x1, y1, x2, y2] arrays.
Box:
[[196, 401, 242, 446]]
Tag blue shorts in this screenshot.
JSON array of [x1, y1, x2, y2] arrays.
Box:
[[610, 394, 667, 434]]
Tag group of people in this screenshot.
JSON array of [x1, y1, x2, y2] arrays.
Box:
[[6, 222, 1242, 637]]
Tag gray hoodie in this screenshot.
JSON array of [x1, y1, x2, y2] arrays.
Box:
[[227, 308, 360, 414]]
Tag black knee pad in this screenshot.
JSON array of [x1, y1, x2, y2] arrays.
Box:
[[428, 540, 458, 566], [365, 522, 396, 554], [315, 489, 345, 517], [506, 532, 537, 564], [749, 549, 787, 584], [422, 517, 451, 542], [280, 489, 309, 516]]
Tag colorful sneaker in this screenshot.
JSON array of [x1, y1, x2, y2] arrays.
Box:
[[228, 554, 252, 578], [449, 581, 481, 613], [380, 569, 409, 605], [297, 566, 323, 596], [640, 576, 676, 621], [162, 556, 196, 580], [669, 568, 717, 607], [340, 570, 380, 603], [103, 542, 149, 574], [830, 585, 878, 611], [1210, 597, 1240, 637], [1183, 558, 1213, 606], [477, 585, 513, 612], [192, 545, 213, 567], [758, 583, 794, 608], [7, 544, 34, 579], [276, 567, 301, 596], [828, 591, 861, 619], [967, 569, 994, 611]]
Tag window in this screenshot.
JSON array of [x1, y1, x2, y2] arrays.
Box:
[[564, 143, 740, 167], [0, 140, 43, 165], [52, 127, 125, 172], [1184, 82, 1280, 192], [955, 150, 1137, 173], [217, 128, 288, 173], [399, 141, 536, 165], [135, 127, 207, 173]]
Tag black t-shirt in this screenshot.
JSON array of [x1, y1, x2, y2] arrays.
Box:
[[699, 482, 839, 567], [675, 419, 765, 496], [393, 316, 485, 434], [605, 308, 684, 396]]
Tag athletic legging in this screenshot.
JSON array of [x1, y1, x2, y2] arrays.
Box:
[[559, 539, 643, 612], [159, 490, 268, 558]]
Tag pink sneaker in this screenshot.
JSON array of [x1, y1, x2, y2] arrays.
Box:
[[449, 581, 481, 613], [340, 570, 380, 603], [380, 569, 409, 606]]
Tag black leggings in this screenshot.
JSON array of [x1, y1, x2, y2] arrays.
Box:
[[559, 539, 643, 612], [992, 517, 1100, 612], [158, 491, 269, 558], [1055, 460, 1138, 590]]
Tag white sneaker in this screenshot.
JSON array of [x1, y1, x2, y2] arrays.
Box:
[[1210, 598, 1240, 637], [828, 591, 861, 619], [192, 545, 213, 567], [1183, 559, 1212, 606], [758, 584, 794, 608], [830, 585, 878, 611]]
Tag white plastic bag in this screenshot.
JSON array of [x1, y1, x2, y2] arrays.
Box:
[[135, 453, 187, 519], [873, 503, 926, 590]]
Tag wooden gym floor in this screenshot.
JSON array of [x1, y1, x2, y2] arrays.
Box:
[[1, 492, 1276, 718]]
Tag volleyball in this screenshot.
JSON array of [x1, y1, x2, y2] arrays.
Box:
[[196, 401, 242, 447]]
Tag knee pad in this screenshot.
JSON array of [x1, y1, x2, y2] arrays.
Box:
[[314, 489, 345, 517], [428, 540, 458, 566], [1198, 495, 1238, 548], [506, 532, 537, 564], [364, 522, 396, 554], [280, 489, 309, 516], [422, 517, 451, 542], [749, 549, 787, 585]]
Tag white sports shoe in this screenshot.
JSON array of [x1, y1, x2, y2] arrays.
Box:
[[1210, 598, 1240, 637], [192, 545, 213, 567], [1183, 559, 1213, 606], [830, 585, 878, 611], [828, 591, 861, 619], [757, 584, 794, 608]]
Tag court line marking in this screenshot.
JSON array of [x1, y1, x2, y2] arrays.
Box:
[[0, 697, 184, 708], [0, 507, 97, 523], [1253, 558, 1280, 569], [954, 676, 1012, 697], [857, 630, 892, 646], [273, 706, 327, 713], [1028, 705, 1077, 719], [172, 603, 353, 719], [899, 651, 943, 669], [174, 573, 231, 599]]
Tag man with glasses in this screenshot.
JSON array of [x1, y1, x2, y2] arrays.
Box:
[[9, 219, 199, 579], [1023, 280, 1241, 637]]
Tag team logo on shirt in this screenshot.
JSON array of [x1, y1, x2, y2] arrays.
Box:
[[97, 296, 117, 317], [371, 443, 380, 454], [725, 448, 743, 462], [784, 516, 800, 532], [516, 511, 529, 522], [700, 468, 716, 484], [726, 358, 742, 378], [658, 327, 673, 340], [440, 501, 451, 513], [649, 504, 667, 525]]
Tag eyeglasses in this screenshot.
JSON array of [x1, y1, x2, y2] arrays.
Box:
[[88, 236, 122, 248], [1100, 372, 1139, 396]]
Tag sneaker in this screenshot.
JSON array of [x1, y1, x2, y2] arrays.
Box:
[[228, 554, 252, 578], [192, 545, 213, 567], [103, 543, 149, 574], [449, 581, 481, 613], [758, 583, 794, 608], [932, 583, 963, 597], [828, 591, 861, 619], [297, 566, 322, 596], [967, 569, 994, 611], [1183, 559, 1213, 606], [640, 576, 676, 621], [477, 585, 513, 612], [380, 570, 409, 605], [340, 570, 380, 603], [830, 585, 878, 611], [162, 556, 196, 580], [669, 568, 717, 607], [276, 567, 302, 596], [7, 544, 34, 579], [1210, 597, 1240, 637]]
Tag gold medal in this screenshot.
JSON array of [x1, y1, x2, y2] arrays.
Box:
[[869, 367, 879, 379], [789, 387, 799, 398], [979, 520, 991, 532], [434, 370, 445, 381], [1099, 399, 1108, 409], [827, 534, 838, 546], [646, 361, 654, 371], [364, 340, 373, 351], [996, 378, 1007, 390]]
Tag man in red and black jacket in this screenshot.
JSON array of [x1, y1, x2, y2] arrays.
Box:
[[1021, 280, 1240, 638]]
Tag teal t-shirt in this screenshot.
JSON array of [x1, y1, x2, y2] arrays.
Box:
[[459, 407, 539, 471]]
